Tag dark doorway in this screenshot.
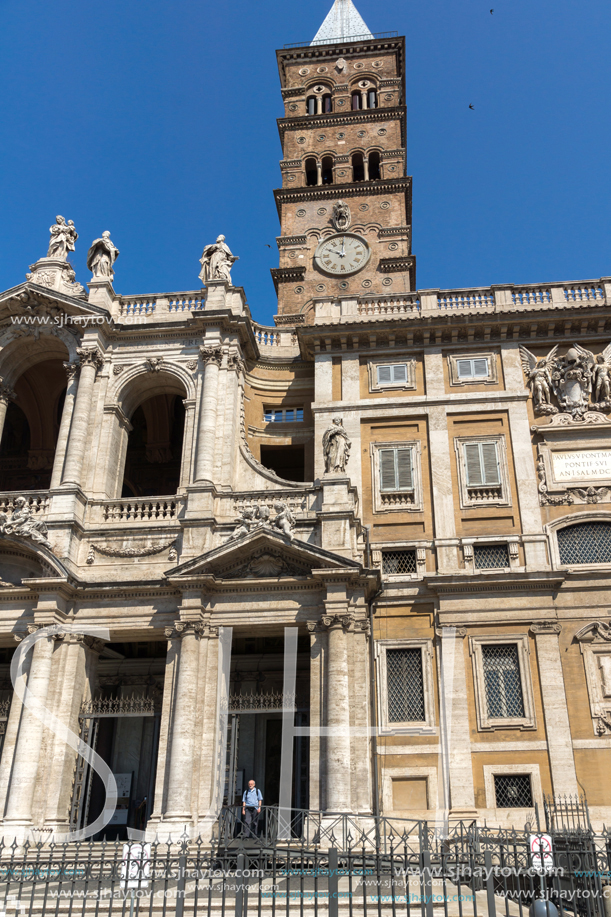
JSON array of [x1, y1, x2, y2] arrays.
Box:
[[259, 445, 305, 482], [122, 395, 185, 497]]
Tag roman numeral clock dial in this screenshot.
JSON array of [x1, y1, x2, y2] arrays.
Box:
[[314, 233, 371, 276]]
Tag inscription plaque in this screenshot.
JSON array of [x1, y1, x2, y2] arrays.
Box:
[[552, 450, 611, 481]]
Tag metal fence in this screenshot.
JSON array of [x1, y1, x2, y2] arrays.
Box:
[[0, 804, 609, 916]]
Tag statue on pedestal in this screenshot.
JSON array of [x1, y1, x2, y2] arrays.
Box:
[[322, 417, 351, 473], [47, 216, 78, 261], [199, 235, 237, 284], [87, 231, 120, 279]]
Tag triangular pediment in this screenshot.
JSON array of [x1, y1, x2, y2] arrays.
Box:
[[165, 528, 361, 581]]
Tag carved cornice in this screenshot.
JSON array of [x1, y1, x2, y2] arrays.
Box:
[[274, 313, 305, 326], [280, 160, 303, 170], [270, 267, 307, 294], [378, 227, 410, 238], [275, 177, 411, 208], [277, 105, 406, 140], [530, 622, 562, 635], [378, 256, 415, 274], [199, 346, 223, 366], [277, 235, 307, 247]]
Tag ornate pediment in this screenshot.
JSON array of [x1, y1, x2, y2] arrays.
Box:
[[574, 620, 611, 734], [165, 528, 361, 582], [0, 282, 111, 330]]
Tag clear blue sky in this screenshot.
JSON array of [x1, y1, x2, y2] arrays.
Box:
[[1, 0, 609, 326]]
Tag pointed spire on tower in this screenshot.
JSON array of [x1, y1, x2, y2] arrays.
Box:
[[311, 0, 374, 45]]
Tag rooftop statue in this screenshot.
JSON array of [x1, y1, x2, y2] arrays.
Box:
[[47, 216, 78, 261], [87, 231, 120, 279], [322, 417, 351, 473], [199, 235, 238, 284]]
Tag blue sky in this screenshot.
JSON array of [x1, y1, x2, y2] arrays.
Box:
[[0, 0, 609, 326]]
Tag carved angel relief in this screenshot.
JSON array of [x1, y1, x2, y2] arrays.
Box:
[[521, 342, 611, 420]]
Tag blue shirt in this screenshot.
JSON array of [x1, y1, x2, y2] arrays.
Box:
[[242, 787, 263, 807]]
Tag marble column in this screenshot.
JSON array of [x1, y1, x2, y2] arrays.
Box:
[[3, 629, 56, 827], [322, 614, 352, 812], [195, 346, 223, 483], [61, 347, 103, 487], [163, 623, 202, 821], [437, 627, 477, 817], [0, 380, 16, 450], [531, 623, 579, 797], [50, 362, 79, 489]]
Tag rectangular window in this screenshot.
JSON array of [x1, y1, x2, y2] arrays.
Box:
[[376, 363, 409, 386], [382, 549, 417, 575], [379, 447, 413, 492], [386, 648, 425, 723], [474, 543, 510, 569], [457, 358, 489, 380], [263, 407, 304, 423], [463, 441, 500, 487], [482, 644, 525, 719], [494, 774, 533, 808]]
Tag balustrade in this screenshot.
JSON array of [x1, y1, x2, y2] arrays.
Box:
[[0, 492, 49, 516], [92, 496, 183, 524]]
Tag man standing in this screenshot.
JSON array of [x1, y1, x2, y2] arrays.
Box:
[[241, 779, 263, 839]]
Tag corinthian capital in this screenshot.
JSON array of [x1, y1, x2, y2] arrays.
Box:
[[199, 346, 223, 366], [76, 347, 104, 370], [63, 361, 79, 380], [165, 621, 206, 639], [320, 613, 354, 632], [0, 378, 16, 405]]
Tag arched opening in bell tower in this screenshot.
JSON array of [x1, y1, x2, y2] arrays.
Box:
[[305, 157, 318, 187], [369, 150, 381, 181], [352, 152, 365, 182], [321, 156, 334, 184]]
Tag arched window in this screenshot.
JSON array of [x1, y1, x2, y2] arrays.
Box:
[[122, 394, 185, 497], [557, 521, 611, 565], [352, 92, 361, 111], [369, 151, 381, 181], [322, 93, 332, 113], [352, 152, 365, 182], [305, 157, 317, 187], [321, 156, 333, 184], [306, 96, 316, 116], [368, 89, 377, 109]]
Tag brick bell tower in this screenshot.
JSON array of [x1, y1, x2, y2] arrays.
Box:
[[272, 0, 414, 323]]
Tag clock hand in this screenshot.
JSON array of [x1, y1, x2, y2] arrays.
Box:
[[339, 238, 346, 258]]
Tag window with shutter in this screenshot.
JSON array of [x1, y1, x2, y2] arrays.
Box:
[[455, 357, 490, 380], [463, 442, 500, 486], [457, 359, 474, 378], [376, 363, 409, 386], [464, 443, 484, 486], [473, 358, 489, 377], [391, 363, 407, 383], [377, 365, 393, 385], [379, 447, 413, 492]]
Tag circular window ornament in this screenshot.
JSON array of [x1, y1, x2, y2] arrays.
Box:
[[359, 203, 369, 211], [361, 279, 372, 289], [287, 175, 296, 182], [297, 137, 306, 144], [382, 277, 393, 286], [357, 130, 366, 138], [288, 251, 297, 259], [372, 60, 383, 69], [354, 62, 364, 69], [317, 207, 327, 215], [338, 170, 346, 176], [316, 283, 326, 292], [299, 68, 310, 76], [317, 134, 326, 141], [289, 103, 298, 112], [296, 209, 306, 217], [389, 242, 399, 251], [358, 80, 370, 89], [384, 93, 393, 102], [317, 66, 328, 73], [388, 165, 397, 172], [294, 286, 305, 294], [339, 281, 349, 290], [380, 201, 391, 210], [314, 84, 326, 93], [337, 99, 345, 106], [378, 128, 387, 136], [337, 132, 345, 139]]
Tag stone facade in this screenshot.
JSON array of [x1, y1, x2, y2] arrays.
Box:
[[0, 3, 610, 842]]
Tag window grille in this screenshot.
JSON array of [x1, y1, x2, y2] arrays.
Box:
[[457, 358, 489, 380], [263, 407, 304, 423], [482, 644, 525, 718], [557, 522, 611, 565], [494, 774, 533, 808], [474, 543, 510, 569], [377, 363, 408, 385], [386, 648, 425, 722], [463, 441, 500, 486], [379, 448, 413, 492], [382, 549, 417, 575]]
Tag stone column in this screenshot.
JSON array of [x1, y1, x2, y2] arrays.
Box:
[[437, 627, 477, 818], [194, 346, 223, 483], [61, 347, 103, 487], [50, 363, 79, 489], [163, 623, 203, 821], [321, 614, 353, 812], [3, 629, 56, 827], [0, 380, 16, 449], [531, 623, 579, 797]]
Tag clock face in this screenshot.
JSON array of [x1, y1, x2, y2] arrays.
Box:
[[314, 233, 371, 276]]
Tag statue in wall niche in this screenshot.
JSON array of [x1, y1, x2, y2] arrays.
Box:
[[322, 417, 351, 473], [0, 497, 51, 548], [87, 231, 120, 279], [47, 215, 78, 261], [198, 235, 237, 284], [332, 200, 351, 232], [521, 341, 611, 419]]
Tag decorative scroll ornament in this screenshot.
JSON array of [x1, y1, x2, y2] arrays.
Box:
[[86, 538, 176, 563], [0, 497, 51, 548], [521, 342, 611, 420], [332, 200, 351, 232]]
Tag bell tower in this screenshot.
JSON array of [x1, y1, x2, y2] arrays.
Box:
[[272, 0, 414, 322]]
